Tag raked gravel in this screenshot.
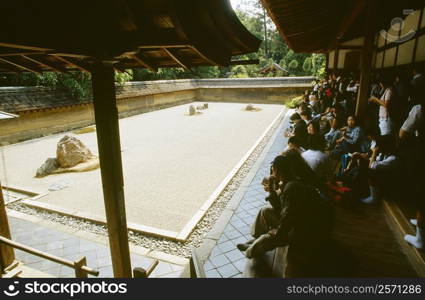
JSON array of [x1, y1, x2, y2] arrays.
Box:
[[8, 111, 284, 258]]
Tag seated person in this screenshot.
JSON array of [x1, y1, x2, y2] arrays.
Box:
[[302, 134, 333, 182], [283, 136, 305, 154], [285, 113, 308, 149], [324, 104, 346, 148], [237, 150, 333, 277], [330, 115, 366, 157], [352, 135, 399, 204]]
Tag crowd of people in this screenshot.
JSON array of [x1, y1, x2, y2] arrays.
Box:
[[236, 66, 425, 276]]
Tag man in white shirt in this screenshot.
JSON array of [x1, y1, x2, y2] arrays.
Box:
[[399, 103, 424, 250]]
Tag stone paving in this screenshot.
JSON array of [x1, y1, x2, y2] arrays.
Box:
[[8, 216, 184, 278], [203, 112, 290, 278]]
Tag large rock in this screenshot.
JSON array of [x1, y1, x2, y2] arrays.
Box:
[[56, 135, 93, 168], [36, 158, 59, 178]]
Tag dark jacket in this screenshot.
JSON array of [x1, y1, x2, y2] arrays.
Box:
[[266, 181, 333, 250]]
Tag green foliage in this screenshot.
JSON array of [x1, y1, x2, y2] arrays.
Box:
[[115, 70, 133, 85], [288, 60, 299, 70], [303, 57, 312, 73], [285, 95, 303, 108]]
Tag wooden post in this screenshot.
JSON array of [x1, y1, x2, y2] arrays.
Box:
[[91, 62, 132, 278], [74, 257, 88, 278], [0, 182, 15, 273], [355, 1, 377, 116]]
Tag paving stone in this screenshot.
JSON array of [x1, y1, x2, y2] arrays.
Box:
[[234, 258, 247, 273], [224, 249, 245, 262], [95, 256, 112, 268], [45, 241, 64, 251], [230, 236, 249, 246], [97, 266, 114, 278], [210, 254, 230, 268], [217, 241, 235, 253], [157, 270, 183, 278], [205, 269, 222, 278], [217, 263, 239, 278], [209, 246, 223, 258], [225, 229, 242, 240], [203, 260, 214, 271], [150, 262, 173, 277], [217, 234, 229, 244]]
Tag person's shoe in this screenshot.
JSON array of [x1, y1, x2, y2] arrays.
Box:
[[404, 227, 424, 250], [236, 239, 255, 252], [410, 219, 417, 226], [236, 243, 250, 252], [361, 185, 379, 204]]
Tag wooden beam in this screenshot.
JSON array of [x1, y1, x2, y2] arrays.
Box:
[[129, 54, 157, 72], [53, 55, 90, 73], [412, 8, 424, 64], [20, 55, 64, 73], [356, 1, 378, 117], [90, 62, 132, 278], [162, 48, 189, 70], [228, 59, 260, 65], [188, 46, 216, 66], [0, 57, 41, 74], [0, 182, 15, 273], [0, 42, 52, 52], [336, 0, 367, 40]]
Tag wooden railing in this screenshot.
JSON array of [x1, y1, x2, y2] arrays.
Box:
[[0, 235, 99, 278]]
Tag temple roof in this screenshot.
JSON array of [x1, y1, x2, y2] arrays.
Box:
[[0, 0, 261, 73], [260, 0, 425, 53]]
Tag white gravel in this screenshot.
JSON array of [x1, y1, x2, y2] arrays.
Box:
[[7, 106, 284, 258]]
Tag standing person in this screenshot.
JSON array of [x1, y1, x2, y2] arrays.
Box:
[[236, 151, 333, 277], [399, 96, 425, 250], [410, 65, 424, 110], [393, 74, 410, 132], [369, 76, 394, 135]]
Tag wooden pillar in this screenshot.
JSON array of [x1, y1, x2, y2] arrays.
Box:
[[355, 1, 377, 116], [0, 182, 15, 273], [91, 62, 132, 278]]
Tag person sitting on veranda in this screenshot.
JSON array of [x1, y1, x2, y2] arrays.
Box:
[[324, 104, 346, 149], [358, 135, 399, 204], [302, 134, 333, 182], [236, 150, 333, 277], [283, 136, 305, 154], [285, 113, 309, 149], [330, 115, 366, 158]]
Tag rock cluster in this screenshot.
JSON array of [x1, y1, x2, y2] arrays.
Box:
[[56, 135, 93, 168], [36, 135, 96, 177], [245, 104, 255, 111]]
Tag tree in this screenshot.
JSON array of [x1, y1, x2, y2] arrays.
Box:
[[303, 57, 312, 73], [288, 60, 299, 71]]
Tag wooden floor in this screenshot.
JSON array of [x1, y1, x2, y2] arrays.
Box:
[[331, 201, 418, 277]]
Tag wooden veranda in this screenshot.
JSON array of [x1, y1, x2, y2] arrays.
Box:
[[0, 0, 261, 278]]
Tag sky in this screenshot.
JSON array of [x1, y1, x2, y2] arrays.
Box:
[[230, 0, 252, 11]]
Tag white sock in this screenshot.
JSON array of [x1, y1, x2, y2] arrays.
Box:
[[404, 227, 424, 250], [361, 185, 379, 204], [410, 219, 417, 226]]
